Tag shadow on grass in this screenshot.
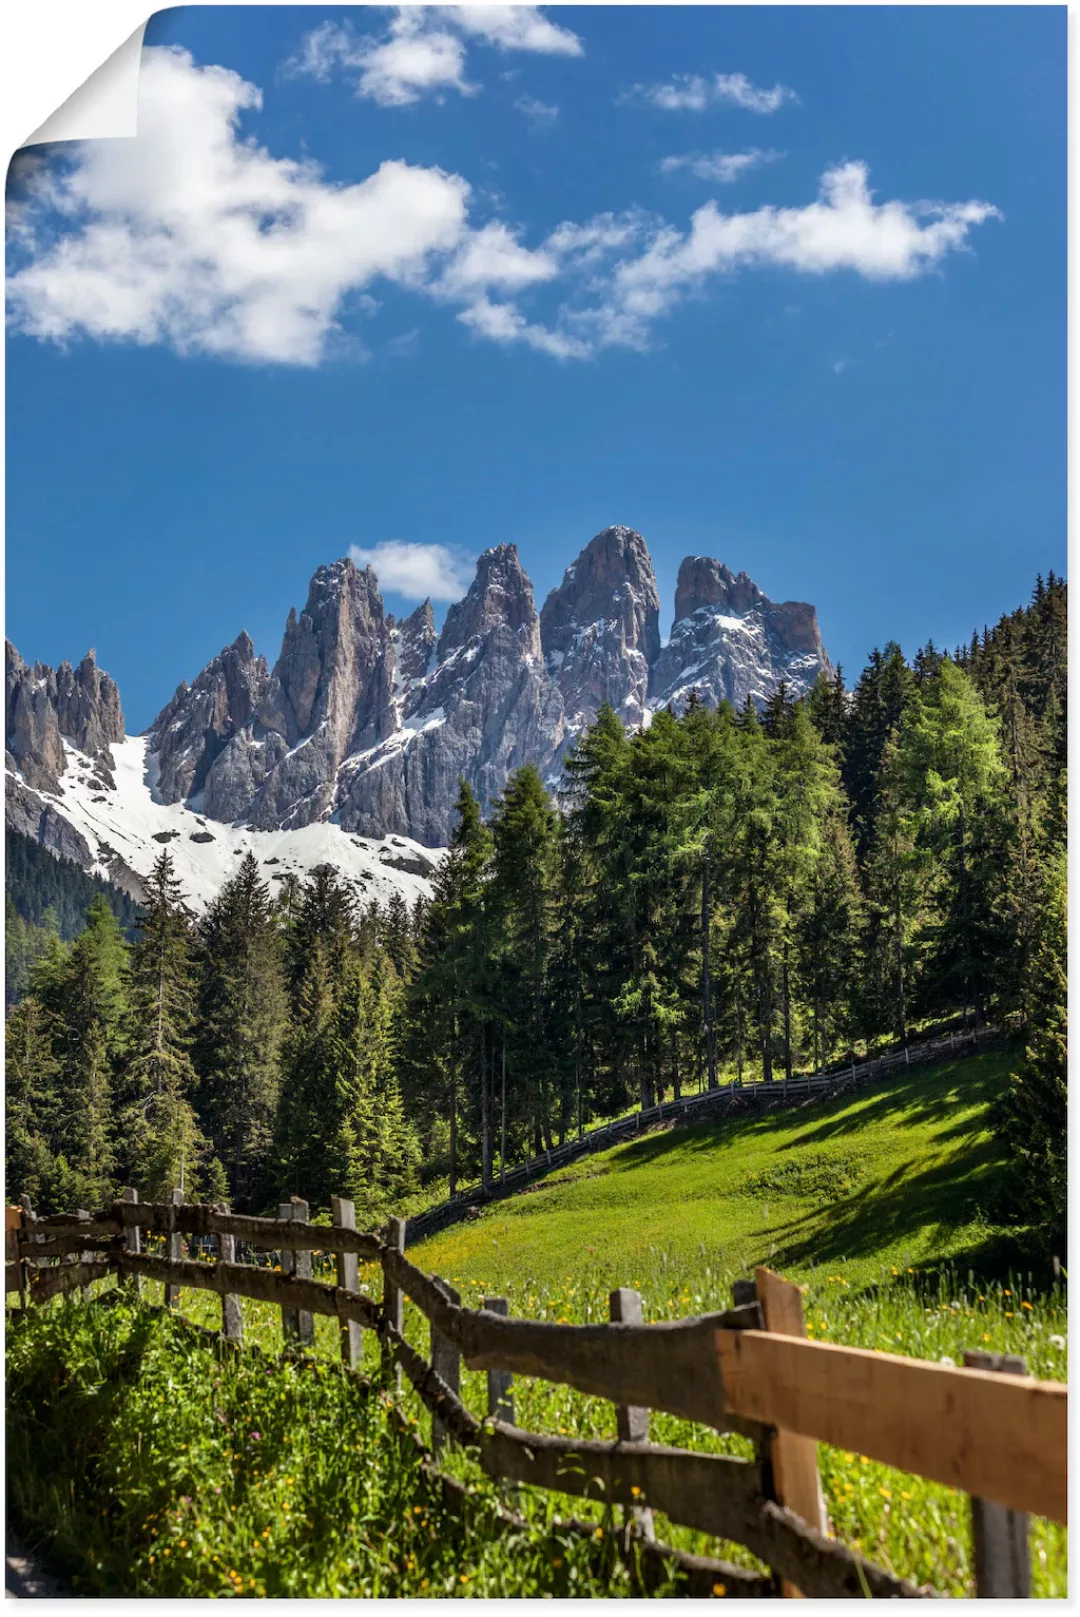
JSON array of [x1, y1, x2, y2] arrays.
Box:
[[597, 1052, 1014, 1178], [751, 1135, 1011, 1274]]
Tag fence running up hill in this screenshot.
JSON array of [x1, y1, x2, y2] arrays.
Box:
[[408, 1026, 995, 1243], [6, 1182, 1063, 1600]]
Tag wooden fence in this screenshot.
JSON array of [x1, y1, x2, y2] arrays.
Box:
[[6, 1186, 1064, 1600], [407, 1026, 995, 1243]]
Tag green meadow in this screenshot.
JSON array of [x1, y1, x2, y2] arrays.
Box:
[[7, 1049, 1068, 1597]]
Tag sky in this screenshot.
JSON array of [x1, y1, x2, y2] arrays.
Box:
[[5, 4, 1065, 733]]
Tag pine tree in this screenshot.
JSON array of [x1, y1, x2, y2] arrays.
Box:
[[489, 765, 562, 1161], [898, 659, 1004, 1023], [996, 849, 1066, 1252], [195, 853, 286, 1208], [5, 994, 60, 1209], [55, 896, 130, 1207], [120, 853, 205, 1200]]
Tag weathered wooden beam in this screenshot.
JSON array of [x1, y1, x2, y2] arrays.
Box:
[[106, 1200, 383, 1258], [715, 1328, 1067, 1523], [29, 1260, 115, 1304], [755, 1266, 829, 1598], [280, 1199, 315, 1347], [382, 1217, 406, 1390], [430, 1279, 462, 1455], [749, 1501, 932, 1600], [483, 1298, 513, 1424], [121, 1189, 142, 1300], [382, 1245, 763, 1434], [165, 1188, 183, 1309], [610, 1287, 654, 1542], [964, 1350, 1031, 1597], [215, 1202, 242, 1343], [479, 1421, 763, 1543], [331, 1196, 363, 1369], [114, 1251, 380, 1330]]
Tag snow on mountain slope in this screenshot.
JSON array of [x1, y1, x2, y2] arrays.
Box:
[[25, 734, 442, 912]]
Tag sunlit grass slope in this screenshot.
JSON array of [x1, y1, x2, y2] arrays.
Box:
[[414, 1050, 1029, 1298]]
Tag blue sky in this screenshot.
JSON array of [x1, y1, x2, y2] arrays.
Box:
[[6, 4, 1064, 732]]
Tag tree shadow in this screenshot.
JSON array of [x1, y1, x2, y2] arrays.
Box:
[[752, 1137, 1009, 1272]]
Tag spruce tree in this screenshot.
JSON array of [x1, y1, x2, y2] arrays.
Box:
[[195, 853, 286, 1208], [120, 853, 204, 1200]]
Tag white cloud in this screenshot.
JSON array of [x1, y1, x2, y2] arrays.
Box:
[[514, 94, 560, 130], [6, 50, 1000, 373], [349, 541, 473, 600], [630, 71, 797, 113], [6, 47, 471, 364], [288, 6, 581, 106], [603, 161, 1001, 348], [660, 148, 783, 184], [439, 6, 582, 55]]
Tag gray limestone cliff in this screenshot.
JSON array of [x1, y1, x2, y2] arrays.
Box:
[[7, 530, 833, 862], [149, 631, 269, 805], [539, 525, 660, 734], [649, 556, 830, 713], [6, 641, 123, 794]]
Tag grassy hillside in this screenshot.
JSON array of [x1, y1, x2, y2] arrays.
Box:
[[413, 1049, 1034, 1300]]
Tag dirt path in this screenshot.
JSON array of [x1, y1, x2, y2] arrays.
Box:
[[5, 1534, 73, 1600]]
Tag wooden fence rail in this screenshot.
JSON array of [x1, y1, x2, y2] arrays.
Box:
[[7, 1186, 1062, 1600]]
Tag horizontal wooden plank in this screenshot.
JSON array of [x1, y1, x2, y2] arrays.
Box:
[[22, 1217, 121, 1240], [29, 1261, 113, 1304], [480, 1422, 763, 1541], [108, 1202, 384, 1258], [114, 1251, 381, 1330], [20, 1232, 121, 1260], [716, 1328, 1067, 1523], [381, 1246, 766, 1439]]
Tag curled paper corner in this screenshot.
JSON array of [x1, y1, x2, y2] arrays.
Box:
[[23, 22, 148, 149]]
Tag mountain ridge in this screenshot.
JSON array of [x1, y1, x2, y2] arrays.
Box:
[[5, 525, 830, 902]]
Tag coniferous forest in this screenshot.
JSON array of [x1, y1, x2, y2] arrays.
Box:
[[6, 576, 1066, 1251]]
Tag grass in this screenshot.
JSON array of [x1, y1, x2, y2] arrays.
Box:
[[402, 1048, 1068, 1598], [6, 1297, 671, 1599], [413, 1051, 1032, 1296], [7, 1049, 1067, 1597]]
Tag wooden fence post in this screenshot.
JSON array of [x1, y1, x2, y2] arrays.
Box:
[[17, 1194, 38, 1299], [165, 1187, 183, 1309], [215, 1202, 242, 1343], [610, 1287, 655, 1543], [6, 1206, 26, 1308], [483, 1297, 514, 1423], [383, 1216, 406, 1390], [430, 1278, 462, 1456], [963, 1350, 1031, 1597], [331, 1195, 362, 1370], [754, 1266, 829, 1599], [76, 1209, 93, 1296], [279, 1198, 315, 1348], [121, 1188, 142, 1299]]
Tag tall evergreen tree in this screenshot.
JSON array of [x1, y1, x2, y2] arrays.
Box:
[[120, 853, 204, 1199], [195, 853, 287, 1208]]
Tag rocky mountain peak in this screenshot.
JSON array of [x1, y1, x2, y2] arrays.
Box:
[[395, 599, 436, 685], [673, 557, 766, 625], [439, 545, 540, 661], [6, 638, 124, 799], [539, 525, 660, 731], [651, 556, 830, 714], [149, 632, 271, 805], [260, 558, 388, 747]]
